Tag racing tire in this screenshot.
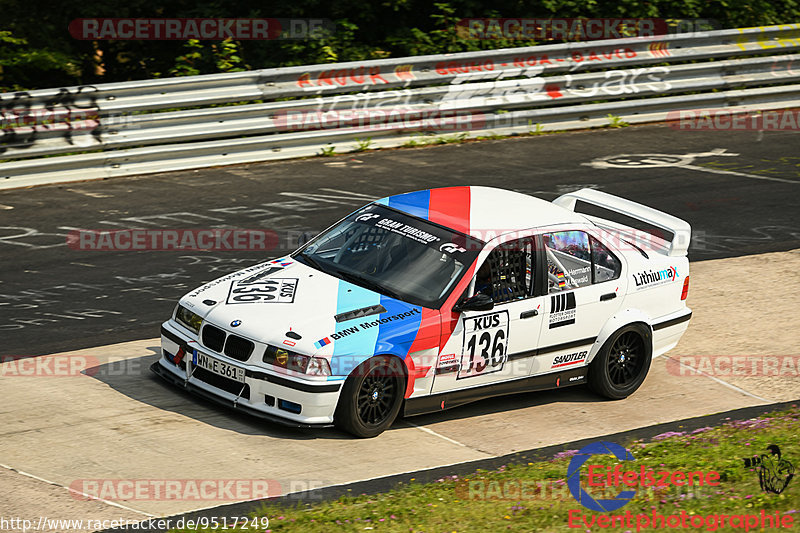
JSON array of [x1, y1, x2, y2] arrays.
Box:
[[588, 323, 652, 400], [334, 356, 405, 438]]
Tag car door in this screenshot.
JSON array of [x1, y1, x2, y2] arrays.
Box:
[[532, 230, 625, 375], [432, 234, 546, 393]]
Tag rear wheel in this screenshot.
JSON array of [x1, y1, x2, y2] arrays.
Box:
[[334, 356, 404, 438], [588, 324, 652, 399]]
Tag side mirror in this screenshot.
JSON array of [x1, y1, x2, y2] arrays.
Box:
[[297, 231, 315, 247], [453, 292, 494, 313]]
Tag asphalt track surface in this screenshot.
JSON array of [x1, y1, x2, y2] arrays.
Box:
[[1, 124, 799, 529], [1, 123, 799, 356]]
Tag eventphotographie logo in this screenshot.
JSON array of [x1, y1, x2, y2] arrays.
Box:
[[743, 444, 795, 494], [567, 441, 637, 512]]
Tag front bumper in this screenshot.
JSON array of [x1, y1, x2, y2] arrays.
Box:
[[155, 322, 342, 427]]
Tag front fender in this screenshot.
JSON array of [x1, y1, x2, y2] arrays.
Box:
[[587, 308, 653, 365]]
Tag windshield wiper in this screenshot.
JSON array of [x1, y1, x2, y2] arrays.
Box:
[[334, 269, 403, 300], [296, 253, 326, 273]]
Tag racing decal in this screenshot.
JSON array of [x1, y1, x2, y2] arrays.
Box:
[[238, 266, 284, 284], [435, 353, 459, 375], [330, 282, 382, 373], [407, 308, 441, 353], [374, 295, 424, 355], [226, 277, 298, 304], [320, 308, 422, 346], [333, 326, 359, 340], [551, 350, 588, 368], [328, 280, 428, 375], [549, 292, 576, 328], [383, 189, 431, 220], [374, 217, 441, 245], [354, 212, 380, 223], [439, 242, 467, 253], [406, 307, 443, 397], [429, 187, 471, 235], [379, 186, 472, 236], [186, 261, 273, 298], [374, 187, 474, 361], [361, 308, 421, 329], [568, 265, 591, 285], [314, 337, 332, 349], [549, 264, 566, 289], [438, 353, 458, 367], [457, 310, 509, 379], [633, 266, 679, 290]]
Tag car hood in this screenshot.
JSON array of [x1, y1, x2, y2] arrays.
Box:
[[179, 257, 432, 372]]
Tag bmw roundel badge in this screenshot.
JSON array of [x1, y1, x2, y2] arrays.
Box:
[[230, 320, 242, 327]]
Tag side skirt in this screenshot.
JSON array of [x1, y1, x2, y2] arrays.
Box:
[[403, 367, 588, 417]]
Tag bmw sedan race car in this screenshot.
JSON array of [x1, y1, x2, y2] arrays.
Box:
[[153, 187, 692, 437]]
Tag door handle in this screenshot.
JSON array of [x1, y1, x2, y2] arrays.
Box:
[[520, 309, 539, 319], [600, 292, 617, 301]]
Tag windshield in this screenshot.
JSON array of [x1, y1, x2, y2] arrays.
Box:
[[293, 204, 483, 308]]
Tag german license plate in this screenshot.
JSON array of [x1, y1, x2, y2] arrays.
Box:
[[193, 349, 245, 383]]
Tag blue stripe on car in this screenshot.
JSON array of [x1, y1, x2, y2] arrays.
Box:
[[387, 190, 430, 220], [374, 295, 423, 359], [330, 281, 381, 375]]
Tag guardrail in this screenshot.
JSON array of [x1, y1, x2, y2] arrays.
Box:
[[1, 24, 799, 188]]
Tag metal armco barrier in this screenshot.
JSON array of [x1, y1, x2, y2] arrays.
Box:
[[1, 24, 799, 188]]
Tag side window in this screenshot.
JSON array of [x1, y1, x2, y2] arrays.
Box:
[[590, 236, 622, 283], [543, 231, 592, 293], [474, 238, 534, 304]]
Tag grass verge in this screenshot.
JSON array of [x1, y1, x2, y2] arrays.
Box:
[[175, 406, 800, 533]]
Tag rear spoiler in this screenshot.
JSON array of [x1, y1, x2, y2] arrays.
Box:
[[553, 189, 691, 257]]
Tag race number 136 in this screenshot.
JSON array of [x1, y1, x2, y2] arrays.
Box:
[[227, 278, 298, 304], [458, 310, 509, 379]]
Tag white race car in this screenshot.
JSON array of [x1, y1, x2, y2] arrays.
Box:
[[153, 187, 692, 437]]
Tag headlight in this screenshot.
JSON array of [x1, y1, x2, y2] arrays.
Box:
[[264, 346, 331, 376], [175, 304, 203, 334], [306, 357, 332, 376]]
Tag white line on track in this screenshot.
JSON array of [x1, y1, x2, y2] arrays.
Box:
[[683, 164, 798, 184], [403, 421, 473, 449], [0, 462, 156, 518], [664, 356, 772, 403]]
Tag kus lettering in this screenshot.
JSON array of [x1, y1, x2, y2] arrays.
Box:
[[472, 314, 501, 331]]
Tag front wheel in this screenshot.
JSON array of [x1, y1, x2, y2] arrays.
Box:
[[334, 356, 405, 438], [588, 324, 652, 400]]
